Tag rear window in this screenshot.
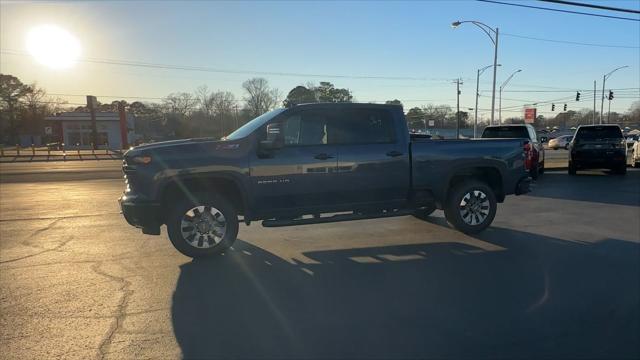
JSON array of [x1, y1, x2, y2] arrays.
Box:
[[575, 126, 622, 140], [481, 126, 530, 139]]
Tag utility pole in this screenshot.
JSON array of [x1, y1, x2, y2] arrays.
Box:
[[86, 95, 98, 150], [592, 80, 596, 125], [607, 91, 612, 123], [455, 78, 462, 139], [600, 74, 606, 124], [234, 104, 239, 130]]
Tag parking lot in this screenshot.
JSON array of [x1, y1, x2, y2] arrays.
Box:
[[1, 162, 639, 359]]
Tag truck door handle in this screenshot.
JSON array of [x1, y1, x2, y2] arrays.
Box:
[[314, 153, 334, 160], [386, 150, 403, 157]]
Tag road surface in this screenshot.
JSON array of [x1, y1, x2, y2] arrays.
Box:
[[0, 163, 639, 359]]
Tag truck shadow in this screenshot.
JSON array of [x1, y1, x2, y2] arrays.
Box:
[[528, 169, 640, 206], [171, 231, 639, 359]]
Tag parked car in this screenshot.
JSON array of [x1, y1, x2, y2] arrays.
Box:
[[625, 134, 638, 149], [632, 139, 640, 167], [119, 103, 532, 258], [568, 124, 626, 175], [548, 135, 573, 150], [481, 124, 545, 179]]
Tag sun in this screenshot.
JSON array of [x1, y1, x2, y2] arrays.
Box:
[[26, 25, 81, 69]]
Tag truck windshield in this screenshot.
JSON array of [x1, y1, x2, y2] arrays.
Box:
[[575, 126, 622, 140], [224, 108, 286, 140], [482, 126, 529, 139]]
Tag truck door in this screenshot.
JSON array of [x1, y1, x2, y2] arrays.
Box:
[[334, 107, 410, 207], [249, 109, 340, 214]]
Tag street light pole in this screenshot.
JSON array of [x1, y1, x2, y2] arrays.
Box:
[[491, 27, 499, 126], [592, 80, 596, 125], [499, 69, 522, 124], [475, 64, 498, 138], [600, 66, 628, 124], [452, 20, 499, 125]]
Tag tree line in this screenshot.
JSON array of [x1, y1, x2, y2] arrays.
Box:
[[1, 72, 638, 144]]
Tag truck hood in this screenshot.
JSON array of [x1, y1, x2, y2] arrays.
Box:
[[131, 137, 220, 152]]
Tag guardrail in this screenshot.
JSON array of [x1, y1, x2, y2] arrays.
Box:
[[0, 143, 123, 162]]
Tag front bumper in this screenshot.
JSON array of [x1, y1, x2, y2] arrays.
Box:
[[515, 176, 532, 195], [119, 193, 162, 235]]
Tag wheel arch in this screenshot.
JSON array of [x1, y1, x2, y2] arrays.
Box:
[[445, 165, 505, 203], [158, 173, 249, 223]]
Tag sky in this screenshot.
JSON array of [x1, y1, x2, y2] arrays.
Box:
[[1, 0, 639, 120]]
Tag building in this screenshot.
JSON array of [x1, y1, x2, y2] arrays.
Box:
[[44, 112, 137, 149]]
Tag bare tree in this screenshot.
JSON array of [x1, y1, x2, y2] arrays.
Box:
[[162, 92, 197, 117], [195, 85, 215, 118], [242, 78, 281, 118]]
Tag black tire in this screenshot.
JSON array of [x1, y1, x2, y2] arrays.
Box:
[[568, 161, 577, 175], [166, 193, 239, 258], [413, 204, 437, 220], [538, 161, 545, 174], [444, 180, 497, 234], [614, 165, 627, 175]]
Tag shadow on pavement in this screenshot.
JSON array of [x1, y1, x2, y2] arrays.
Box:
[[528, 169, 640, 207], [171, 229, 639, 359]]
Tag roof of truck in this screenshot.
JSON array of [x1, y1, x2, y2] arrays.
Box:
[[290, 102, 403, 109]]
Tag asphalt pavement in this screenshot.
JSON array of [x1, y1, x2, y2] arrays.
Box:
[[0, 162, 639, 359]]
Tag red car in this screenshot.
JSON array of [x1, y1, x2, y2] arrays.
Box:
[[481, 124, 545, 179]]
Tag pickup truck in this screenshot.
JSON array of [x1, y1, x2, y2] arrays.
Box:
[[481, 124, 545, 179], [120, 103, 531, 258]]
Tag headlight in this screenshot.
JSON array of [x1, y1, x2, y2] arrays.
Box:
[[130, 154, 152, 165]]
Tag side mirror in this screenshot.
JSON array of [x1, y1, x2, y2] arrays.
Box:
[[259, 123, 284, 151]]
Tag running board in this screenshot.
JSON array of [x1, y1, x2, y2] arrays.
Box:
[[262, 209, 415, 227]]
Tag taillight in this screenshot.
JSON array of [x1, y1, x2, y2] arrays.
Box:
[[523, 142, 532, 170]]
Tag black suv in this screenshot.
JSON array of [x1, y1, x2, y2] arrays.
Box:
[[569, 124, 626, 175]]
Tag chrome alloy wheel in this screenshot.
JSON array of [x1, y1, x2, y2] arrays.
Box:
[[180, 206, 227, 248], [459, 190, 490, 226]]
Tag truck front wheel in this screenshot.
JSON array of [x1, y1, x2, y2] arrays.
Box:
[[444, 180, 497, 234], [166, 194, 239, 258]]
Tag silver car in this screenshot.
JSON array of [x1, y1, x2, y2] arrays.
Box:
[[548, 135, 573, 150]]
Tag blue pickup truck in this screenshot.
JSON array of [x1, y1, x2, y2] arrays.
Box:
[[120, 103, 531, 258]]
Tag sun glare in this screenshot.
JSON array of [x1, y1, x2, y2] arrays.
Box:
[[26, 25, 81, 69]]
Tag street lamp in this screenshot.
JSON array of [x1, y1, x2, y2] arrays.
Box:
[[499, 69, 522, 124], [600, 66, 628, 124], [475, 64, 501, 138], [452, 20, 499, 125]]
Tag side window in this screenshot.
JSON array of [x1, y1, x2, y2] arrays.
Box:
[[336, 109, 395, 144], [280, 111, 333, 146]]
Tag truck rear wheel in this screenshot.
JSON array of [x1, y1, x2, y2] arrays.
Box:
[[166, 194, 239, 258], [444, 180, 497, 234]]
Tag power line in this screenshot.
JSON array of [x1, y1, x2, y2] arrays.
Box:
[[0, 49, 452, 82], [477, 0, 640, 21], [538, 0, 640, 14], [502, 32, 639, 49]]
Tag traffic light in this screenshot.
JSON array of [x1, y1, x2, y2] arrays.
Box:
[[608, 90, 614, 100], [563, 104, 567, 111], [576, 91, 581, 101], [551, 103, 555, 111]]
